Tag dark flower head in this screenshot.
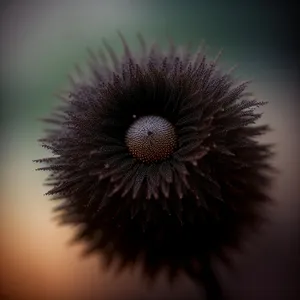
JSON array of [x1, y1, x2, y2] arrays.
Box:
[[35, 33, 274, 284]]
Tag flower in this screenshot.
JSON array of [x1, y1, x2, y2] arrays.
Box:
[[35, 33, 274, 290]]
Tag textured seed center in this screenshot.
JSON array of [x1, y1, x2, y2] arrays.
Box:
[[126, 115, 177, 163]]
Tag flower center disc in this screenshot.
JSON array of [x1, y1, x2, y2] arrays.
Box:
[[125, 115, 177, 163]]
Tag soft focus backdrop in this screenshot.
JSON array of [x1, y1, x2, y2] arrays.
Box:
[[0, 1, 299, 300]]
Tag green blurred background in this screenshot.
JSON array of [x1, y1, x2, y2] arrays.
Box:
[[1, 1, 299, 300]]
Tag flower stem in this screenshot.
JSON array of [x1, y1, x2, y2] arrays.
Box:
[[186, 257, 226, 300]]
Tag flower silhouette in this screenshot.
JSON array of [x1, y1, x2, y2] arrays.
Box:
[[35, 33, 274, 299]]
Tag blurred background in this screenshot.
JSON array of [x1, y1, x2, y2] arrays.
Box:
[[0, 1, 299, 299]]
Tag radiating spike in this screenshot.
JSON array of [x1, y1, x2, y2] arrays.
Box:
[[33, 157, 57, 164], [220, 81, 250, 107], [68, 73, 77, 87], [137, 32, 146, 54], [98, 48, 108, 64], [146, 182, 152, 200], [161, 197, 170, 214], [213, 48, 223, 64], [95, 191, 111, 213], [227, 64, 239, 74], [130, 203, 139, 219], [172, 172, 183, 199], [168, 36, 176, 59], [45, 181, 75, 196], [108, 164, 139, 197], [173, 199, 183, 225], [121, 177, 135, 198], [86, 47, 98, 62], [161, 180, 170, 198], [159, 162, 173, 184], [132, 168, 146, 199], [53, 92, 70, 103], [74, 63, 84, 77], [117, 31, 132, 58], [102, 38, 119, 70], [193, 39, 206, 66], [181, 150, 208, 162]]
